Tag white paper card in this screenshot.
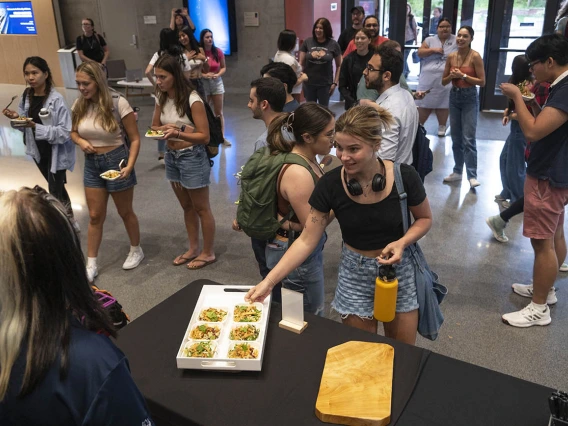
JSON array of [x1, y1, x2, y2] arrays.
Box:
[[143, 16, 157, 25], [281, 288, 304, 326]]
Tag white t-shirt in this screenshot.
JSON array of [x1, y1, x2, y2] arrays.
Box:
[[149, 52, 191, 72], [157, 91, 203, 142], [73, 96, 133, 148], [273, 50, 303, 94]]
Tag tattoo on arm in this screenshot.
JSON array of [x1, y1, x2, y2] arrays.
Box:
[[321, 212, 329, 226], [311, 216, 319, 224]]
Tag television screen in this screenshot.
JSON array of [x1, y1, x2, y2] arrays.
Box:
[[0, 1, 37, 35], [189, 0, 232, 55]]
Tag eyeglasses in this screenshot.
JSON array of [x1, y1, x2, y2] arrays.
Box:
[[527, 58, 544, 69], [365, 64, 384, 73]]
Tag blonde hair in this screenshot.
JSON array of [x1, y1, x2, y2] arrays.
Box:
[[72, 61, 119, 133], [0, 190, 26, 399], [335, 105, 394, 150]]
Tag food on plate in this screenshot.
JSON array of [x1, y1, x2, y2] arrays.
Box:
[[190, 323, 221, 340], [229, 324, 260, 341], [199, 307, 227, 322], [13, 116, 30, 121], [228, 343, 259, 359], [233, 304, 262, 322], [146, 129, 164, 137], [182, 341, 215, 358], [101, 170, 120, 179], [517, 80, 534, 98]]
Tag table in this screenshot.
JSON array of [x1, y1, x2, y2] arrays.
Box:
[[116, 78, 153, 99], [116, 280, 553, 426]]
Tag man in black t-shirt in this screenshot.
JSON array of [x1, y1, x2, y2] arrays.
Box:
[[500, 34, 568, 328], [76, 18, 109, 66], [338, 6, 365, 53]]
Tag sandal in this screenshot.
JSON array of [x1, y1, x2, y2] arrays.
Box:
[[187, 258, 217, 270], [172, 254, 197, 266]]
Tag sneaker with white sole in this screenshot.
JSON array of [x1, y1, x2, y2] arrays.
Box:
[[494, 194, 506, 202], [443, 172, 462, 182], [511, 283, 557, 305], [123, 247, 145, 270], [485, 215, 509, 242], [500, 200, 511, 209], [87, 264, 98, 282], [437, 125, 446, 136], [502, 302, 551, 327], [469, 178, 481, 188], [560, 263, 568, 272]]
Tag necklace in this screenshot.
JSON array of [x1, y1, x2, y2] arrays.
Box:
[[296, 153, 325, 177], [456, 48, 471, 68]]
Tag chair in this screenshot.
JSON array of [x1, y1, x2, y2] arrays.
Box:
[[106, 59, 127, 82]]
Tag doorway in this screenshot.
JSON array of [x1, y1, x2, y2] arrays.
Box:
[[97, 0, 144, 70]]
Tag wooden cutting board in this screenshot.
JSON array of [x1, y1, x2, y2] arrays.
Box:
[[315, 341, 394, 426]]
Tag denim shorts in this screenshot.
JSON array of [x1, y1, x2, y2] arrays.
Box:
[[265, 232, 327, 316], [332, 244, 419, 318], [84, 145, 137, 192], [201, 76, 225, 96], [165, 144, 211, 189]]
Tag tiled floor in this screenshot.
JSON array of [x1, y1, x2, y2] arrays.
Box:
[[1, 84, 566, 391]]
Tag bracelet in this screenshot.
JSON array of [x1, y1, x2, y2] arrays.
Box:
[[177, 130, 181, 139], [331, 82, 337, 86], [266, 276, 276, 288]]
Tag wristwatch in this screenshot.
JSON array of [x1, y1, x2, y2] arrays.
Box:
[[462, 74, 468, 80], [180, 124, 186, 132]]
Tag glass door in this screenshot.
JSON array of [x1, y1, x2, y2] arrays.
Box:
[[480, 0, 559, 110]]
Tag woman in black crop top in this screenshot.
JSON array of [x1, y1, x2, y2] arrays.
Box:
[[264, 102, 335, 316], [247, 105, 433, 345]]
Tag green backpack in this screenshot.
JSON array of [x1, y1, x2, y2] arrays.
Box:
[[236, 146, 318, 240]]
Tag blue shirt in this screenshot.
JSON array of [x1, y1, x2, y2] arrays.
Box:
[[0, 321, 154, 426], [526, 72, 568, 187], [282, 99, 300, 112]]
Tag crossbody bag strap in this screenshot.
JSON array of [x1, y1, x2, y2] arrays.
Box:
[[393, 162, 409, 233]]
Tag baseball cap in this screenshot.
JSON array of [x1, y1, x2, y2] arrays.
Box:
[[351, 6, 365, 15]]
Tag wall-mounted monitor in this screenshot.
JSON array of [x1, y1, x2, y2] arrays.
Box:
[[188, 0, 237, 55], [0, 1, 37, 35]]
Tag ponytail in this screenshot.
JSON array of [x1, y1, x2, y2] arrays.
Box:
[[267, 113, 294, 153]]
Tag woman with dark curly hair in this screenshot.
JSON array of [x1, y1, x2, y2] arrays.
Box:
[[299, 17, 342, 107]]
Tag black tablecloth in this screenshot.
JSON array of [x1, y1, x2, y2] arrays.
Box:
[[116, 280, 554, 426], [116, 280, 429, 426]]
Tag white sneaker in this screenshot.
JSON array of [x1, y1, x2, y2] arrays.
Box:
[[469, 178, 481, 188], [502, 302, 551, 327], [485, 215, 509, 243], [223, 138, 232, 146], [560, 263, 568, 272], [123, 247, 145, 270], [437, 125, 446, 137], [87, 264, 98, 282], [511, 283, 557, 305], [443, 173, 462, 182]]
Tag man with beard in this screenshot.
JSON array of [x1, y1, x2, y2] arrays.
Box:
[[338, 6, 365, 53], [233, 77, 286, 298], [363, 45, 418, 164], [343, 16, 388, 57]]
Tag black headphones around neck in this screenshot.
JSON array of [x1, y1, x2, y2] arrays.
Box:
[[344, 158, 386, 196]]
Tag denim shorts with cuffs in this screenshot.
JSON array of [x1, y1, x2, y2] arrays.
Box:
[[84, 145, 137, 192], [201, 76, 225, 96], [333, 244, 419, 319], [165, 144, 211, 189]]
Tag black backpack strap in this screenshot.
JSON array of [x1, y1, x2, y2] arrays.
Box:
[[393, 162, 409, 233]]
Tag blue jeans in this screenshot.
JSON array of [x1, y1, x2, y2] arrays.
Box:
[[251, 238, 282, 303], [499, 120, 527, 202], [265, 232, 327, 316], [449, 87, 478, 179]]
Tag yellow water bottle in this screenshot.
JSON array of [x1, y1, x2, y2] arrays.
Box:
[[374, 265, 398, 322]]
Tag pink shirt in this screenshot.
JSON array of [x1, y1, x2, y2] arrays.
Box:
[[204, 48, 224, 74]]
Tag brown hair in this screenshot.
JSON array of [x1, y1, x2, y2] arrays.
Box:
[[154, 53, 196, 117], [267, 102, 335, 153]]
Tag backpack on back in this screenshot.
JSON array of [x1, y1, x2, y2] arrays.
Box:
[[110, 90, 131, 149], [236, 147, 317, 240], [411, 123, 433, 182], [184, 93, 223, 163]]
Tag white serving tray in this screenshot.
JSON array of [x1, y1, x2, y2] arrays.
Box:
[[176, 285, 271, 371]]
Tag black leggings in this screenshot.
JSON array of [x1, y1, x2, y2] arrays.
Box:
[[500, 196, 524, 222], [35, 143, 73, 216]]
